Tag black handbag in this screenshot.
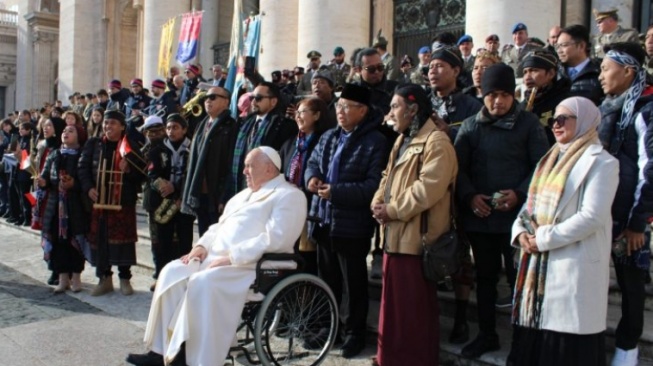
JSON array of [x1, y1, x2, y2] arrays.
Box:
[[415, 142, 460, 283], [420, 187, 460, 283]]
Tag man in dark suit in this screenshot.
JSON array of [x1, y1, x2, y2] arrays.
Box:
[[556, 24, 604, 105], [209, 64, 226, 87]]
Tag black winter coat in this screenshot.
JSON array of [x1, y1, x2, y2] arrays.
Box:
[[305, 109, 388, 239], [599, 94, 653, 233], [454, 103, 549, 233], [565, 59, 604, 106], [41, 149, 87, 236], [521, 77, 571, 145]]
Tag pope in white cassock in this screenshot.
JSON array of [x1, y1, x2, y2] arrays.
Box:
[[127, 147, 307, 366]]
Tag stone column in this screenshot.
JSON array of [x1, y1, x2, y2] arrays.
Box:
[[142, 0, 188, 84], [259, 0, 298, 79], [32, 28, 58, 107], [297, 0, 370, 70], [466, 0, 561, 51], [14, 0, 33, 110], [57, 0, 103, 102], [198, 0, 220, 73]]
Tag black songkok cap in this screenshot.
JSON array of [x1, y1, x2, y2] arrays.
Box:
[[104, 110, 126, 125], [340, 83, 371, 107], [431, 47, 464, 69]]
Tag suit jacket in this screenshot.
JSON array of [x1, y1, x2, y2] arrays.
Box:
[[512, 144, 619, 334]]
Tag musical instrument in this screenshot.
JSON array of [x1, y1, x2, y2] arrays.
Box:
[[525, 87, 537, 112], [181, 91, 207, 118], [93, 149, 123, 211], [127, 105, 167, 124]]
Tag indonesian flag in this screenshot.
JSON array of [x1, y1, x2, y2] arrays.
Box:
[[20, 149, 31, 170], [24, 191, 37, 207], [118, 135, 132, 157]]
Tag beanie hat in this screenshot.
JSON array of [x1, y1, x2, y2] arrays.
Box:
[[311, 70, 335, 87], [521, 50, 557, 70], [151, 79, 166, 89], [130, 78, 143, 87], [166, 113, 188, 129], [481, 63, 516, 97], [431, 47, 463, 69], [108, 79, 122, 89]]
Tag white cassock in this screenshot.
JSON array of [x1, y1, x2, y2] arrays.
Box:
[[143, 175, 307, 366]]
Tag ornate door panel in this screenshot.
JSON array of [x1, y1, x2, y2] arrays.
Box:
[[393, 0, 466, 59]]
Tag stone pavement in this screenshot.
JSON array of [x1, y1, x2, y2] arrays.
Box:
[[0, 223, 377, 366]]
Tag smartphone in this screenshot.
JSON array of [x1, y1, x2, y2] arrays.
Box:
[[519, 210, 536, 235], [244, 56, 256, 77]]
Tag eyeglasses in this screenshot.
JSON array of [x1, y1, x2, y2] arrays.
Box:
[[363, 64, 385, 73], [547, 114, 577, 128], [335, 103, 364, 112], [249, 94, 273, 102], [555, 41, 577, 50], [205, 94, 228, 101]]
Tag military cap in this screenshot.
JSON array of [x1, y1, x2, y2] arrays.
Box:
[[594, 8, 618, 22], [457, 34, 473, 46], [307, 50, 322, 59], [372, 31, 389, 48], [333, 46, 345, 56], [512, 22, 528, 34], [486, 34, 500, 42], [418, 46, 431, 54]]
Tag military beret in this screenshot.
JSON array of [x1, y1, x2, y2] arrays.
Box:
[[594, 8, 618, 21], [512, 22, 528, 34], [307, 50, 322, 59], [457, 34, 473, 46], [418, 46, 431, 54], [108, 79, 122, 89], [151, 79, 166, 89], [185, 64, 200, 75], [333, 46, 345, 56], [130, 78, 143, 87]]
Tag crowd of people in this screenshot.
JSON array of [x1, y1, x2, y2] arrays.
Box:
[[1, 7, 652, 366]]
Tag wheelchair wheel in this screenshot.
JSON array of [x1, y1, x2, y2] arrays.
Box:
[[254, 273, 338, 366]]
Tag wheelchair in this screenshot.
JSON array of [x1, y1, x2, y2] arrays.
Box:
[[228, 253, 339, 366]]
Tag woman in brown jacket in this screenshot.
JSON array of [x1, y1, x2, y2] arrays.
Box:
[[371, 84, 458, 365]]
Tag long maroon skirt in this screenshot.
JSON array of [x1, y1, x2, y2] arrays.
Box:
[[376, 253, 440, 365]]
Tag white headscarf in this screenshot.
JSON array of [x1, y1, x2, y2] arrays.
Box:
[[556, 96, 601, 152]]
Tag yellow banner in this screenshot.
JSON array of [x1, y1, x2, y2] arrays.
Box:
[[158, 18, 176, 77]]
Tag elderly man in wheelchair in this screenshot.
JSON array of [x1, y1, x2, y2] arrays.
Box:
[[127, 147, 338, 366]]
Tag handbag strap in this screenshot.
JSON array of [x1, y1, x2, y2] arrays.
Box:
[[418, 134, 456, 236]]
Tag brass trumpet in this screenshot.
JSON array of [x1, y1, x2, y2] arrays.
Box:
[[181, 91, 207, 118]]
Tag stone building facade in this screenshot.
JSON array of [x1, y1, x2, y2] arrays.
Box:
[[1, 0, 652, 112]]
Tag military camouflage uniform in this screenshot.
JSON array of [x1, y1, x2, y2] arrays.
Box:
[[500, 43, 541, 77], [593, 26, 640, 58]]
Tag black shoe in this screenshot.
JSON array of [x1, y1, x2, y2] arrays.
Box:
[[126, 351, 164, 366], [22, 220, 30, 227], [461, 334, 500, 359], [341, 335, 366, 359], [449, 322, 469, 344], [47, 272, 59, 286], [6, 217, 18, 224], [1, 211, 11, 219], [13, 219, 23, 226]]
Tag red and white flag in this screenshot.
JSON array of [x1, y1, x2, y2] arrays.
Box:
[[19, 149, 31, 170], [24, 191, 37, 207], [118, 135, 132, 157]]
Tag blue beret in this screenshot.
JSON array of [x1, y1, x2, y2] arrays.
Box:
[[418, 46, 431, 54], [512, 22, 527, 34], [457, 35, 473, 46]]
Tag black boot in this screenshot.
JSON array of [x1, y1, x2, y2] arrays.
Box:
[[125, 351, 164, 366]]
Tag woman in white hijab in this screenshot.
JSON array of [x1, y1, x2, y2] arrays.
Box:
[[508, 96, 619, 365]]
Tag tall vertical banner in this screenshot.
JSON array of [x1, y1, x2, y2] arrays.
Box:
[[175, 12, 203, 64], [225, 0, 261, 116], [158, 18, 176, 77]]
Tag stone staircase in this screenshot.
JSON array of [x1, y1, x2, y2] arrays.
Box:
[[9, 206, 653, 365]]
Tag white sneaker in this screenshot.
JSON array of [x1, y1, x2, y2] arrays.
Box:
[[611, 347, 638, 366]]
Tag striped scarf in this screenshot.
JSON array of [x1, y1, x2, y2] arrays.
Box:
[[512, 128, 597, 328], [232, 116, 270, 193]]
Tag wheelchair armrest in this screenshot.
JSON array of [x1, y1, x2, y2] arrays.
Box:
[[256, 253, 305, 273]]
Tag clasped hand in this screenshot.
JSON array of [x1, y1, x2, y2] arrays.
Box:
[[180, 246, 232, 268]]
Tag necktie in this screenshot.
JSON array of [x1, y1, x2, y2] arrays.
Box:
[[568, 68, 578, 80], [249, 117, 263, 147]]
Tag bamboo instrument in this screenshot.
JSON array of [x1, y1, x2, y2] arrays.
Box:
[[525, 87, 537, 112], [93, 150, 122, 211]]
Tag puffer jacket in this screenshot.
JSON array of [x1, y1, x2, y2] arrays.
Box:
[[566, 59, 604, 106], [372, 120, 457, 255], [454, 103, 549, 233], [305, 109, 388, 239], [599, 93, 653, 233]]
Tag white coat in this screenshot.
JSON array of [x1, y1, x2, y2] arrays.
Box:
[[511, 144, 619, 334], [143, 174, 307, 366]]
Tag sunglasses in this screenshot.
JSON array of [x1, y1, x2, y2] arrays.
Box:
[[249, 94, 273, 102], [363, 64, 385, 73], [547, 114, 577, 128], [205, 94, 228, 101]]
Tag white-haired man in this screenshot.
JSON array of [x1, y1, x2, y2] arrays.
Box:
[[127, 147, 307, 366]]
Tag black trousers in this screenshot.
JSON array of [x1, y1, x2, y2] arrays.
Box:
[[613, 259, 647, 350], [154, 212, 194, 277], [16, 179, 31, 221], [196, 194, 219, 236], [467, 231, 516, 336], [313, 225, 370, 337]]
